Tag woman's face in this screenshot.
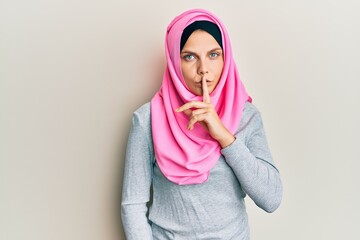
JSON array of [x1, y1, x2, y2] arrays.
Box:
[[180, 30, 224, 96]]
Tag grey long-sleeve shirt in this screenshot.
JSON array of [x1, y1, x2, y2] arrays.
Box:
[[121, 102, 282, 240]]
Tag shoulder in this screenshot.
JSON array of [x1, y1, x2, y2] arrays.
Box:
[[132, 102, 151, 128], [133, 102, 151, 117], [237, 101, 265, 137], [241, 101, 263, 125]]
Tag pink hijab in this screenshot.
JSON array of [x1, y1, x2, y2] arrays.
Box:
[[151, 9, 251, 185]]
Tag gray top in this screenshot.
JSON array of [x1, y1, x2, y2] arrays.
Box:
[[121, 102, 282, 240]]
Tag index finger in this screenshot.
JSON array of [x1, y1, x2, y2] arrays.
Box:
[[202, 76, 211, 103]]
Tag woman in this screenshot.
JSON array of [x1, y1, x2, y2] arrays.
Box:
[[121, 8, 282, 240]]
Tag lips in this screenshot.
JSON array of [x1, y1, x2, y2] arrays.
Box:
[[195, 80, 212, 87]]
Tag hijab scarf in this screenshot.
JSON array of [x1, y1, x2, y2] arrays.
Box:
[[151, 9, 251, 185]]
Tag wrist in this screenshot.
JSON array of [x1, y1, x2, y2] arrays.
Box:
[[217, 131, 236, 149]]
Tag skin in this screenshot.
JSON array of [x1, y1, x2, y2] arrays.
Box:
[[176, 30, 236, 148]]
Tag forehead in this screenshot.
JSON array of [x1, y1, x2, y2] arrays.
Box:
[[182, 30, 221, 50]]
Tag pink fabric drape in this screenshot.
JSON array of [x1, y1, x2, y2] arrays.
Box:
[[151, 9, 251, 185]]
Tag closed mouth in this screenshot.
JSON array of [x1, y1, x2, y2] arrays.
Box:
[[195, 80, 212, 87]]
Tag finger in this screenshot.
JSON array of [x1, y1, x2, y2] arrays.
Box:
[[188, 109, 209, 130], [202, 76, 211, 103], [176, 101, 208, 112], [190, 108, 207, 117], [183, 109, 192, 117], [188, 114, 206, 130]]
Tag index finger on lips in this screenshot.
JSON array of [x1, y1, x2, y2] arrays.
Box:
[[202, 76, 211, 103]]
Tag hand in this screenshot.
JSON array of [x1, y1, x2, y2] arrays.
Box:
[[176, 77, 235, 148]]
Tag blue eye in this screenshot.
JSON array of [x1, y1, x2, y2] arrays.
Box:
[[209, 52, 220, 58], [183, 55, 195, 61]]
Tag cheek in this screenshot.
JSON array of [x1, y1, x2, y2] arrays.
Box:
[[181, 63, 188, 78], [210, 62, 223, 78], [181, 64, 195, 80], [181, 65, 193, 89]]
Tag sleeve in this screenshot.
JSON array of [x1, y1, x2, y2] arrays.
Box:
[[121, 110, 153, 239], [221, 107, 283, 213]]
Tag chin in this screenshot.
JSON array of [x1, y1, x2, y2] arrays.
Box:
[[190, 89, 201, 96]]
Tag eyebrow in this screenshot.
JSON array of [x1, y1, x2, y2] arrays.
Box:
[[180, 47, 223, 55]]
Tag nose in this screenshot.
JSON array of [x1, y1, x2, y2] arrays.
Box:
[[197, 59, 209, 75]]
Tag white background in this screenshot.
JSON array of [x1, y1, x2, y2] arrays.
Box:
[[1, 0, 359, 239]]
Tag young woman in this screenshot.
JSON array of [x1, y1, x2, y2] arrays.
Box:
[[121, 8, 282, 240]]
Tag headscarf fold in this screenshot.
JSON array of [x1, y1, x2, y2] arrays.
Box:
[[151, 9, 251, 185]]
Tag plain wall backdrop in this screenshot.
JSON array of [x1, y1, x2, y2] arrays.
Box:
[[1, 0, 359, 239]]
